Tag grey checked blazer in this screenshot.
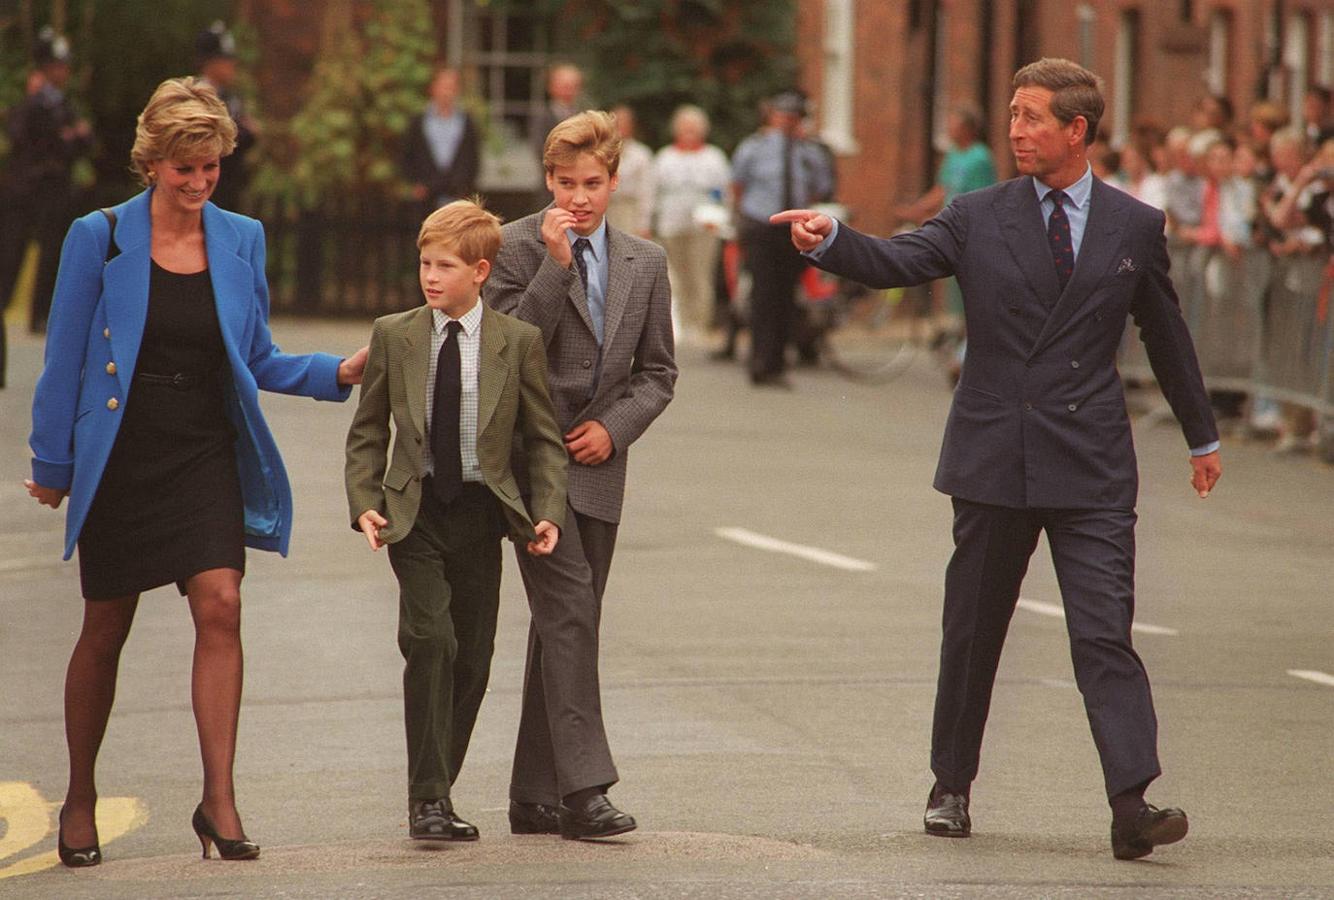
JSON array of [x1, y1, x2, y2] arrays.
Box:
[[484, 208, 677, 523]]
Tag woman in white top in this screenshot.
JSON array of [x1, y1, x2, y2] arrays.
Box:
[[653, 105, 731, 337]]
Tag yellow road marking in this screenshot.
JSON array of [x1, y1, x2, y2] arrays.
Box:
[[0, 787, 146, 880], [0, 783, 49, 861]]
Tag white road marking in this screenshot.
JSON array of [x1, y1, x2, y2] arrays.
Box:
[[1288, 669, 1334, 688], [1016, 598, 1179, 637], [715, 527, 877, 573], [0, 558, 63, 573]]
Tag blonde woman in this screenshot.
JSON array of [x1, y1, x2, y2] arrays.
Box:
[[26, 77, 366, 865]]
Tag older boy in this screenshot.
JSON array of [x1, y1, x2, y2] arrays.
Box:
[[485, 111, 676, 840], [346, 200, 567, 841]]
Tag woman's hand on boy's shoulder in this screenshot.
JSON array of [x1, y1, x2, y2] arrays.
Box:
[[339, 346, 369, 386]]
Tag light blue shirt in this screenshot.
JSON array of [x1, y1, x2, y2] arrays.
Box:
[[423, 106, 466, 201], [1034, 165, 1093, 260], [567, 219, 609, 345], [732, 128, 835, 221]]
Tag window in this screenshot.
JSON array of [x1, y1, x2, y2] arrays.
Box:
[[1320, 10, 1332, 87], [1077, 3, 1096, 71], [821, 0, 858, 154], [1206, 10, 1231, 97], [447, 0, 554, 190], [1112, 9, 1140, 148], [1285, 12, 1312, 125]]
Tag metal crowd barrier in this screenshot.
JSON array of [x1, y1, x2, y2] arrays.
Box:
[[1118, 242, 1333, 459]]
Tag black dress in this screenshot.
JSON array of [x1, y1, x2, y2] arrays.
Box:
[[77, 261, 245, 600]]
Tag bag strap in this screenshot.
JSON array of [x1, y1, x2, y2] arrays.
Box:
[[99, 208, 119, 264]]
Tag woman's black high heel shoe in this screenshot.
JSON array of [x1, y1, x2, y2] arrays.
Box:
[[191, 804, 260, 860], [57, 805, 102, 867]]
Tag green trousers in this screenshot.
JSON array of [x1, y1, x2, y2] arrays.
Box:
[[387, 482, 504, 801]]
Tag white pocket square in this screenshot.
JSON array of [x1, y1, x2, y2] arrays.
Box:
[[1116, 258, 1138, 274]]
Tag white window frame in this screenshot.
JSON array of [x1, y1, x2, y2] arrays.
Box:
[[821, 0, 859, 155], [1206, 10, 1230, 97], [1112, 10, 1138, 148]]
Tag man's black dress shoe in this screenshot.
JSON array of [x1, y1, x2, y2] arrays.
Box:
[[1111, 804, 1188, 860], [557, 794, 637, 840], [923, 789, 971, 837], [509, 800, 560, 835], [408, 799, 479, 842]]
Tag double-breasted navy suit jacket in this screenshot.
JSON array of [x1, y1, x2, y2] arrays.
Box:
[[29, 189, 350, 560], [814, 175, 1218, 510]]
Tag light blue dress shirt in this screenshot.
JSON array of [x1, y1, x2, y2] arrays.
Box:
[[424, 106, 466, 172], [732, 128, 835, 221], [567, 219, 609, 346], [1034, 164, 1093, 259]]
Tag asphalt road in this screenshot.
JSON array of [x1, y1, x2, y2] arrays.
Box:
[[2, 320, 1332, 899]]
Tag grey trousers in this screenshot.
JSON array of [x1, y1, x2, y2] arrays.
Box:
[[510, 501, 620, 805]]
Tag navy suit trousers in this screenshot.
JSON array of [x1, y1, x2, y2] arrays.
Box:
[[931, 498, 1162, 798]]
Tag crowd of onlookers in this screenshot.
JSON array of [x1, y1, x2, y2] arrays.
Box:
[[1091, 89, 1333, 455]]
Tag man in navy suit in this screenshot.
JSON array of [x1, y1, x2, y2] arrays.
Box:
[[774, 58, 1222, 860]]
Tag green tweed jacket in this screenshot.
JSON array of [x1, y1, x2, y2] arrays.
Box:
[[345, 302, 567, 543]]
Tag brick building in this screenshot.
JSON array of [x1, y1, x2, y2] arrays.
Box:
[[797, 0, 1334, 237]]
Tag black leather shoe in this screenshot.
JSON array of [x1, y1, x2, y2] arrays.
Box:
[[1111, 804, 1188, 860], [509, 800, 560, 835], [923, 789, 971, 838], [557, 794, 636, 840], [57, 806, 102, 868], [408, 799, 479, 842]]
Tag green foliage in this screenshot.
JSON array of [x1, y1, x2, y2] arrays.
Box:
[[545, 0, 797, 152], [255, 0, 434, 209]]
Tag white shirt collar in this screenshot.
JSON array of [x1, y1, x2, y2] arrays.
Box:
[[432, 299, 483, 337], [1034, 164, 1094, 209]]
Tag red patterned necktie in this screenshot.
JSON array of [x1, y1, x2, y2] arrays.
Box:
[[1046, 189, 1074, 295]]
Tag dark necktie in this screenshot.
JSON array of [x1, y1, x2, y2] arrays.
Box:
[[572, 237, 591, 295], [781, 133, 795, 210], [430, 320, 463, 504], [1046, 189, 1074, 295]]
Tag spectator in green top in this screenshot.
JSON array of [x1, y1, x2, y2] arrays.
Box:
[[895, 104, 997, 382]]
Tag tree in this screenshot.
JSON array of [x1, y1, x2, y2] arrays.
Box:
[[255, 0, 434, 208], [550, 0, 797, 152]]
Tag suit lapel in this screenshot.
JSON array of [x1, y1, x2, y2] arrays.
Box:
[[601, 226, 635, 349], [476, 305, 510, 437], [103, 191, 153, 398], [1029, 178, 1129, 356], [995, 178, 1062, 309], [401, 306, 431, 439]]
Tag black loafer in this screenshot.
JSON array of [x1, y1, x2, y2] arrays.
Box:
[[557, 794, 636, 841], [924, 789, 971, 838], [509, 800, 560, 835], [408, 799, 479, 842], [1111, 804, 1188, 860]]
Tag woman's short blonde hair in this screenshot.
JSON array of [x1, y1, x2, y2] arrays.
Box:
[[543, 110, 622, 176], [130, 77, 238, 186]]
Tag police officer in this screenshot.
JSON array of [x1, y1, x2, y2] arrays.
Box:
[[0, 28, 92, 384], [731, 91, 834, 387], [196, 22, 257, 211]]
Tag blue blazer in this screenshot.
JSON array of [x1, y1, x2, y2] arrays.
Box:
[[815, 176, 1218, 510], [29, 189, 350, 560]]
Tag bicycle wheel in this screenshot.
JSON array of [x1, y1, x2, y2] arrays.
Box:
[[823, 286, 924, 382]]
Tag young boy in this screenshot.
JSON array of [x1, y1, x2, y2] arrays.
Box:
[[345, 200, 568, 841], [484, 111, 677, 839]]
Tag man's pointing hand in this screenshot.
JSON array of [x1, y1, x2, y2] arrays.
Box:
[[770, 209, 834, 252]]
